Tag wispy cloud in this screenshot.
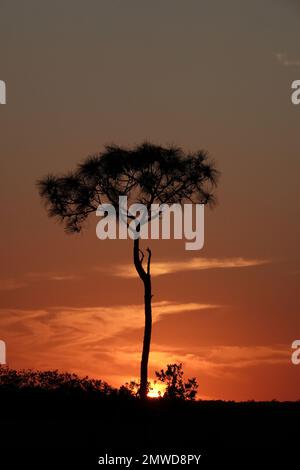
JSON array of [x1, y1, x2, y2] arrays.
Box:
[[0, 279, 27, 291], [275, 52, 300, 67], [0, 272, 80, 292], [111, 257, 270, 278], [26, 272, 81, 282], [110, 344, 290, 380], [0, 300, 217, 342], [0, 301, 218, 376]]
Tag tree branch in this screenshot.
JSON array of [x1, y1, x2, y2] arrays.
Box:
[[146, 247, 152, 275], [133, 237, 147, 282]]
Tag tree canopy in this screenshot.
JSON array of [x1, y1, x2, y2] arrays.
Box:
[[37, 142, 218, 233]]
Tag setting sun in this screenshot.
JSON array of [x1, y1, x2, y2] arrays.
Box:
[[147, 383, 165, 398]]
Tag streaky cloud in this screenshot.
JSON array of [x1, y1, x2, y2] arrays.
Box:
[[275, 52, 300, 67], [0, 279, 27, 291], [111, 257, 270, 278]]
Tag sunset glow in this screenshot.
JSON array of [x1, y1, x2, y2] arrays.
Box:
[[1, 0, 300, 402], [147, 383, 166, 398]]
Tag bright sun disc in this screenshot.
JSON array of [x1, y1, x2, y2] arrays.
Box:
[[147, 383, 165, 398]]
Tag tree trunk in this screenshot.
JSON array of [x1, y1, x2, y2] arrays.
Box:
[[133, 236, 152, 400], [140, 273, 152, 399]]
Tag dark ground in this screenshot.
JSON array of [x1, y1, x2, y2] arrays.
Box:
[[0, 388, 299, 468]]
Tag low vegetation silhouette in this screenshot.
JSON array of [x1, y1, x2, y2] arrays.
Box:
[[0, 364, 197, 400], [156, 363, 198, 400], [0, 365, 299, 466], [37, 143, 218, 399], [0, 367, 113, 395]]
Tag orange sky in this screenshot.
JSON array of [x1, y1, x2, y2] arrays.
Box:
[[0, 0, 300, 400]]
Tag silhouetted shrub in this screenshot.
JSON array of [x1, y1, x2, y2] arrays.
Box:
[[119, 380, 140, 397], [155, 363, 198, 400], [0, 367, 113, 395]]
